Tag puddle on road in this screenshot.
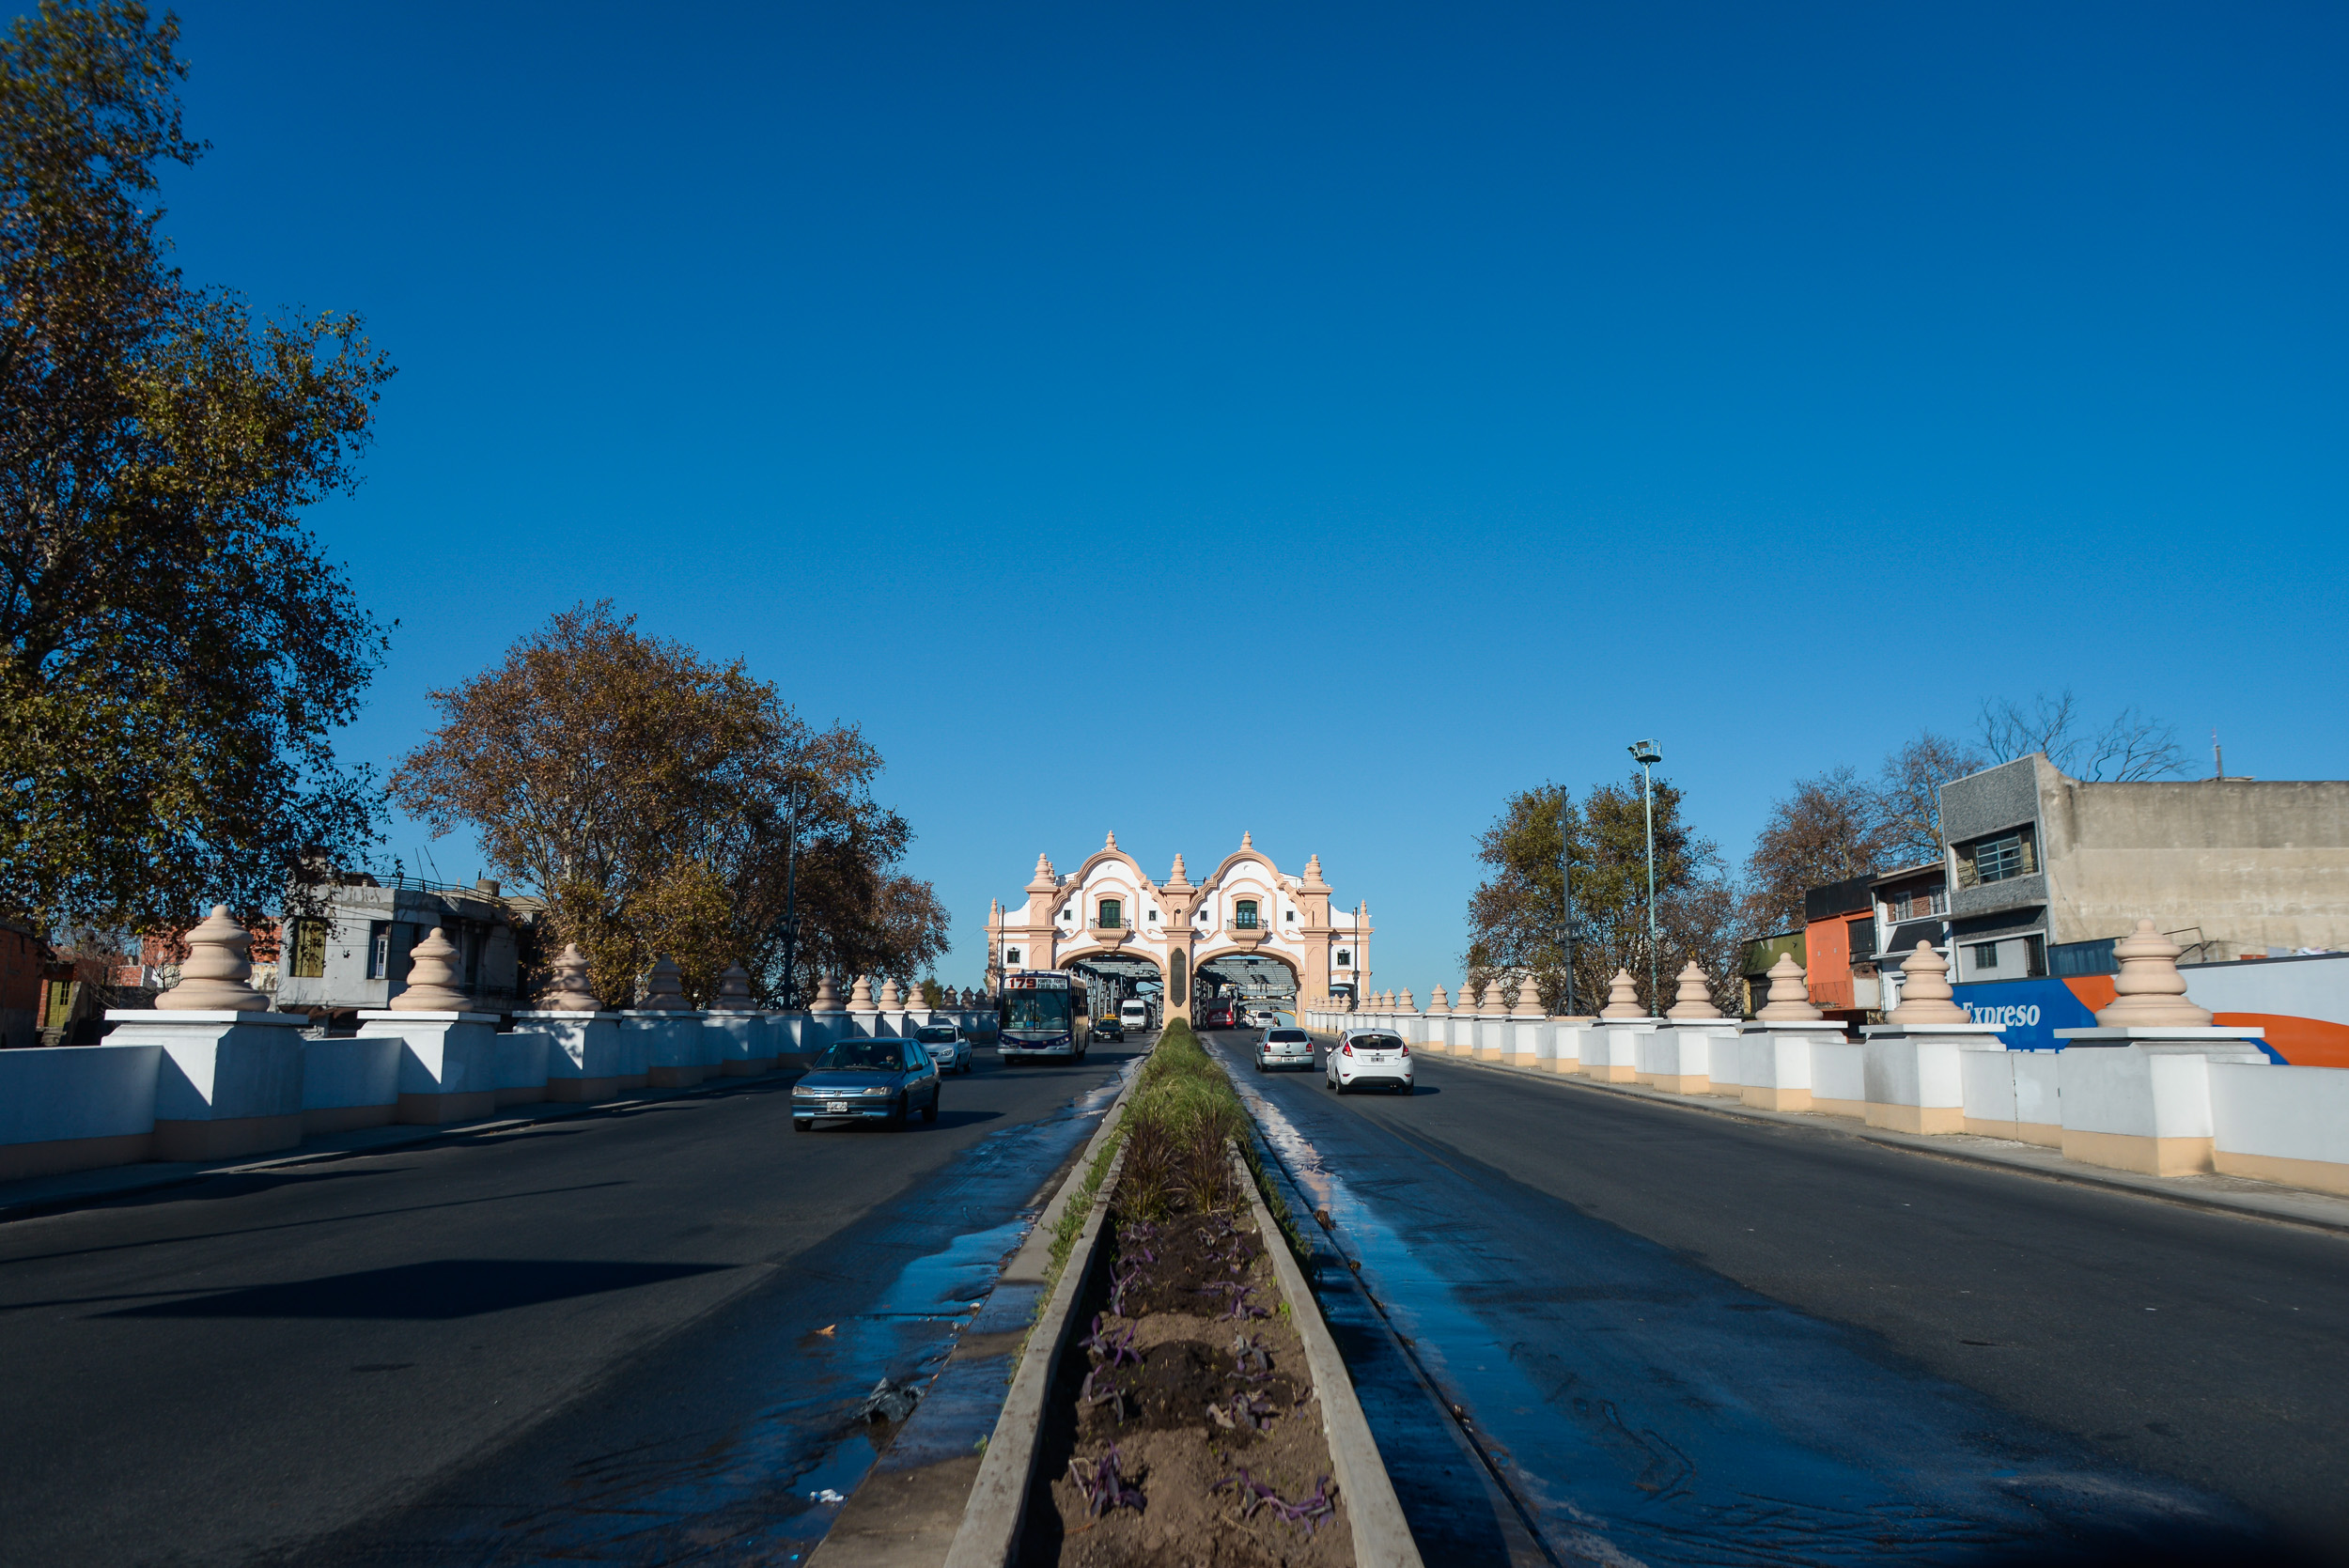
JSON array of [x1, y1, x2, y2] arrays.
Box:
[[406, 1063, 1135, 1566], [1220, 1047, 2247, 1567]]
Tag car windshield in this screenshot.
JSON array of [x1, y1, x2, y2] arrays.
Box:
[[1351, 1033, 1403, 1050], [915, 1027, 957, 1043], [1268, 1030, 1308, 1042], [817, 1042, 907, 1072], [1003, 991, 1072, 1031]]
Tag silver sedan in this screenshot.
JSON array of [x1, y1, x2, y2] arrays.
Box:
[[1254, 1026, 1315, 1072]]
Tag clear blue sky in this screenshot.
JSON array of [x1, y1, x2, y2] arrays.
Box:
[[135, 1, 2347, 991]]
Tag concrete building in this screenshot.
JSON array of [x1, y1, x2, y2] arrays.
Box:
[[1939, 755, 2349, 982], [273, 877, 533, 1023]]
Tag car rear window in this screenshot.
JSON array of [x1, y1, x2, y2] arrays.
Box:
[[1268, 1030, 1309, 1042], [1351, 1033, 1403, 1050]]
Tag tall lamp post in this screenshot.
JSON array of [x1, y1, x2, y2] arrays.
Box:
[[1628, 739, 1662, 1013]]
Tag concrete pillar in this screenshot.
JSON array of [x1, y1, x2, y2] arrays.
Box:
[[518, 1011, 627, 1101], [356, 1012, 502, 1124], [107, 1010, 306, 1160]]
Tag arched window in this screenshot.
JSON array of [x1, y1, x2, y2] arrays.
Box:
[[1234, 899, 1259, 929]]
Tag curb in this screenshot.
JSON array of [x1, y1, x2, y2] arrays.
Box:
[[1392, 1039, 2349, 1238], [1228, 1142, 1423, 1568], [941, 1066, 1139, 1568]]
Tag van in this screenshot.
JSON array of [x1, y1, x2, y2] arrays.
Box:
[[1119, 1000, 1151, 1033]]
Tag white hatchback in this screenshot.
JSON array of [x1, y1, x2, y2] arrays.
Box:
[[1327, 1029, 1413, 1094]]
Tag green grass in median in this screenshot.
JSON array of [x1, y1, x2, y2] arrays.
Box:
[[1038, 1019, 1316, 1312]]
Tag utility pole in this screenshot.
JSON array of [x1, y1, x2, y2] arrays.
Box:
[[1629, 740, 1662, 1013]]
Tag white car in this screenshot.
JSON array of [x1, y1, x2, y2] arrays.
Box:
[[1255, 1026, 1315, 1072], [1326, 1028, 1412, 1094], [913, 1023, 971, 1074], [1246, 1008, 1279, 1029]]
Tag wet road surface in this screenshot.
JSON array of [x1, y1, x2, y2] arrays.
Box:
[[0, 1047, 1137, 1568], [1204, 1032, 2349, 1564]]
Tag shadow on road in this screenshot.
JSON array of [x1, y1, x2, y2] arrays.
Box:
[[101, 1258, 735, 1320]]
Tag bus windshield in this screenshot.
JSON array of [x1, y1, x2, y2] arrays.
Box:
[[1003, 990, 1073, 1032]]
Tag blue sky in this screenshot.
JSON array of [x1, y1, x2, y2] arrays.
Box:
[[134, 0, 2346, 991]]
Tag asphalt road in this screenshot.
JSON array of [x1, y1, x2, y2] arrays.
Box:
[[0, 1045, 1138, 1568], [1205, 1032, 2349, 1564]]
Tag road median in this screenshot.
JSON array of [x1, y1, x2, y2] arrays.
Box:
[[940, 1019, 1420, 1568]]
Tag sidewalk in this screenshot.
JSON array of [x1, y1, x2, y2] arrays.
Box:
[[0, 1064, 805, 1224], [1423, 1046, 2349, 1236]]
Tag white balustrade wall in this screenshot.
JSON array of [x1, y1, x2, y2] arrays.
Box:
[[0, 1004, 998, 1186], [1301, 1001, 2349, 1200]]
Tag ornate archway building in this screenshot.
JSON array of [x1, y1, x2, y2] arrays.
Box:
[[985, 832, 1371, 1024]]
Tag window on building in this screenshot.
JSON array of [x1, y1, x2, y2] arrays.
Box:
[[2024, 934, 2046, 977], [1336, 949, 1351, 969], [1146, 908, 1158, 922], [367, 924, 390, 979], [1004, 948, 1022, 968], [1098, 898, 1122, 929], [1970, 941, 2000, 970], [288, 919, 328, 979], [1958, 829, 2036, 888], [1235, 899, 1259, 929]]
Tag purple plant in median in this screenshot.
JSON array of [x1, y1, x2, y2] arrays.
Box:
[[1230, 1333, 1272, 1381], [1081, 1313, 1140, 1368], [1197, 1281, 1270, 1321], [1213, 1468, 1336, 1532], [1068, 1445, 1146, 1517]]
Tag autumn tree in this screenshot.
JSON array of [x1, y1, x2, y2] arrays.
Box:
[[1463, 771, 1739, 1017], [0, 2, 393, 937], [390, 602, 946, 1005]]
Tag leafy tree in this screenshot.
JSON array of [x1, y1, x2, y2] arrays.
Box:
[[390, 602, 946, 1005], [0, 2, 393, 936], [1463, 772, 1737, 1016]]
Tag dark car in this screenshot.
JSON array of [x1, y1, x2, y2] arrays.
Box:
[[1092, 1017, 1125, 1042], [1204, 1002, 1238, 1029], [792, 1038, 942, 1131]]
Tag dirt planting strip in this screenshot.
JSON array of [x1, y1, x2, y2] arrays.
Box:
[[945, 1023, 1420, 1568]]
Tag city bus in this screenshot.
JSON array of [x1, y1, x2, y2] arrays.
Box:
[[998, 970, 1091, 1063]]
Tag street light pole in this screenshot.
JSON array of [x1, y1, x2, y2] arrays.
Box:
[[1629, 739, 1662, 1013]]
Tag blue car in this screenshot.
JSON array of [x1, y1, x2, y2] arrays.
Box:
[[792, 1038, 942, 1131]]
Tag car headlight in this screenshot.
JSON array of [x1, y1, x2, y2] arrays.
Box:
[[863, 1086, 894, 1096]]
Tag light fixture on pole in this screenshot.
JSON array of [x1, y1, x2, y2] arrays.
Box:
[[1628, 739, 1662, 1014]]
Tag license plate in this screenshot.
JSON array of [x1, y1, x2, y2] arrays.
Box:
[[826, 1100, 850, 1114]]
